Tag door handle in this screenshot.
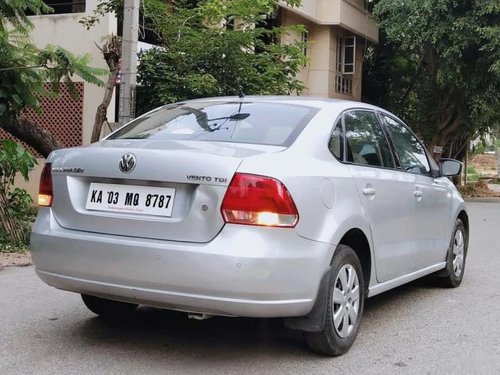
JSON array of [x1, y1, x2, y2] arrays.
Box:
[[413, 190, 423, 198], [363, 187, 376, 196]]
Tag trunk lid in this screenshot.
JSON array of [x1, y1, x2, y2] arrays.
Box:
[[49, 140, 284, 242]]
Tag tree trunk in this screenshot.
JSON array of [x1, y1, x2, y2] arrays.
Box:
[[427, 109, 462, 162], [90, 69, 119, 143], [0, 117, 63, 158], [496, 145, 500, 179], [90, 35, 121, 143]]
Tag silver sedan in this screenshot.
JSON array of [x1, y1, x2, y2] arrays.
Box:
[[31, 96, 468, 356]]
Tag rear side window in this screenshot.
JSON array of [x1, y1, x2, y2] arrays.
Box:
[[108, 102, 319, 147], [344, 110, 395, 168], [328, 120, 343, 160]]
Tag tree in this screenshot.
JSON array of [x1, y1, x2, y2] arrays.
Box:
[[0, 0, 105, 157], [137, 0, 306, 113], [82, 0, 306, 117], [363, 0, 500, 160]]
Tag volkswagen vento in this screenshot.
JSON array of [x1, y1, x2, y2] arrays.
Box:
[[31, 96, 468, 356]]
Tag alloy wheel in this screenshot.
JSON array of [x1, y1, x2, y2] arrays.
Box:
[[452, 229, 465, 277], [332, 264, 360, 338]]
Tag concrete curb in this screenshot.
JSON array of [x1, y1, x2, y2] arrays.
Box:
[[464, 197, 500, 203]]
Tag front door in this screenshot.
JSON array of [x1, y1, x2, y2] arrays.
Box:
[[381, 114, 451, 269]]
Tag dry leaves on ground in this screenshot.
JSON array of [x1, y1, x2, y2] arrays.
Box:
[[470, 154, 497, 172], [0, 252, 32, 270], [458, 180, 500, 198]]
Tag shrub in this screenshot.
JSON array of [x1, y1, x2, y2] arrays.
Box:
[[466, 166, 477, 174], [0, 140, 37, 252]]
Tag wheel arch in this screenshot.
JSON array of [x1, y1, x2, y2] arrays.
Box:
[[285, 226, 373, 333], [337, 228, 371, 291], [457, 210, 469, 237]]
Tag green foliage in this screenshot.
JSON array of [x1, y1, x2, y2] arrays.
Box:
[[0, 188, 37, 251], [80, 0, 123, 29], [135, 0, 306, 112], [0, 139, 37, 184], [0, 0, 52, 31], [363, 0, 500, 155], [0, 140, 37, 251], [467, 174, 479, 183], [473, 142, 496, 155], [466, 166, 477, 174], [0, 0, 106, 120]]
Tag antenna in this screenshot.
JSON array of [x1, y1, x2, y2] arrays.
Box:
[[236, 78, 245, 99]]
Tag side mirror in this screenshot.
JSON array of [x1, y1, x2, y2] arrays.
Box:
[[440, 159, 462, 177]]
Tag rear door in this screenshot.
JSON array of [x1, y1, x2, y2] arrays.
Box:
[[341, 110, 416, 282]]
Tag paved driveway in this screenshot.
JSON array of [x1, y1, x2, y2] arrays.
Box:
[[1, 202, 499, 374]]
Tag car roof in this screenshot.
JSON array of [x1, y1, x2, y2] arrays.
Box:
[[184, 95, 380, 111]]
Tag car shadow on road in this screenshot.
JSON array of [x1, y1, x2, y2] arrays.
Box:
[[67, 277, 445, 360], [74, 307, 309, 359]]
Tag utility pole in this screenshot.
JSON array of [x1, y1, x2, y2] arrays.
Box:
[[118, 0, 140, 125]]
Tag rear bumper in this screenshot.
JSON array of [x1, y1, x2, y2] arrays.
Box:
[[31, 209, 333, 317]]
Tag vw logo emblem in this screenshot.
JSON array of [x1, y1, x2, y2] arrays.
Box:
[[119, 153, 136, 173]]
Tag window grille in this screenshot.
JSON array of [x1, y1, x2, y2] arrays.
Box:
[[336, 75, 353, 95], [42, 1, 86, 14], [0, 83, 84, 158]]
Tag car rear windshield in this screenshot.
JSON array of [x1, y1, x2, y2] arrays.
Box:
[[108, 101, 319, 146]]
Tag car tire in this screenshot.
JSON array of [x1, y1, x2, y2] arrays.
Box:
[[305, 244, 365, 356], [437, 219, 468, 288], [81, 294, 138, 317]]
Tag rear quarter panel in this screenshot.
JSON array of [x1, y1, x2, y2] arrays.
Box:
[[236, 105, 375, 279]]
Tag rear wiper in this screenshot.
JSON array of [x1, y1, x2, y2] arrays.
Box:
[[210, 113, 250, 122], [208, 113, 250, 132]]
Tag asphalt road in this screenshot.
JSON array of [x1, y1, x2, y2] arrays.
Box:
[[1, 202, 499, 375]]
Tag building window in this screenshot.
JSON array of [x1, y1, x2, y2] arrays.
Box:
[[42, 1, 86, 14], [337, 35, 356, 75]]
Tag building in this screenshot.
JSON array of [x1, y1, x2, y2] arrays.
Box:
[[280, 0, 378, 100]]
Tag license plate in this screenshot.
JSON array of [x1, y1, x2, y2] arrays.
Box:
[[85, 183, 176, 217]]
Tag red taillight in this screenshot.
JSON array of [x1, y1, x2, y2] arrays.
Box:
[[38, 163, 53, 207], [221, 173, 299, 228]]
